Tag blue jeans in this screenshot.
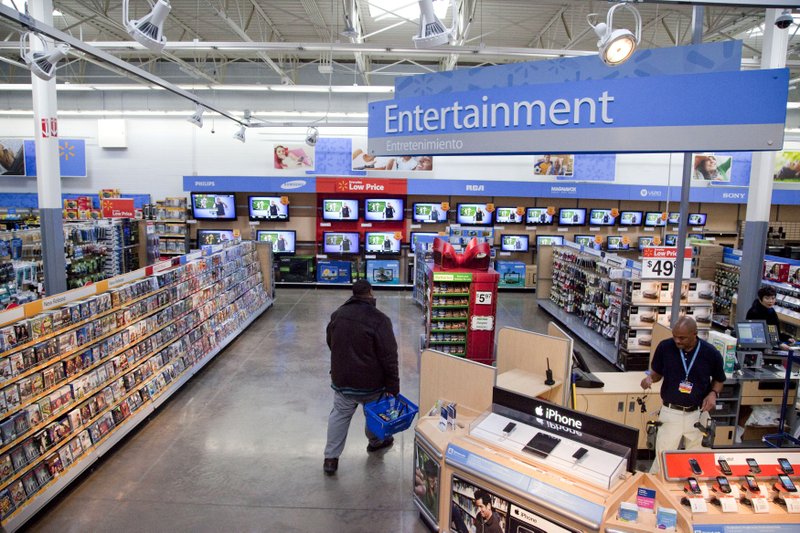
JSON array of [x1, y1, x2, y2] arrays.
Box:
[[324, 390, 384, 459]]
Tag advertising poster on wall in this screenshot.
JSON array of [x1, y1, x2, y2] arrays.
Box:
[[450, 475, 509, 533], [533, 154, 573, 176], [774, 151, 800, 182], [273, 144, 314, 169], [352, 147, 433, 171], [23, 139, 87, 178], [0, 139, 25, 175], [692, 153, 732, 182]]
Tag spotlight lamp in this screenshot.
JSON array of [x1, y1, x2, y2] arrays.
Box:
[[413, 0, 454, 49], [587, 3, 642, 67], [187, 104, 204, 128], [123, 0, 172, 53], [341, 0, 358, 38], [233, 125, 246, 143], [19, 32, 70, 81], [305, 126, 319, 147]]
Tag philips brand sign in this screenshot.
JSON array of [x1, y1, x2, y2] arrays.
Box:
[[369, 69, 788, 156]]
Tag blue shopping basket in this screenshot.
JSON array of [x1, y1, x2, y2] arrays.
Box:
[[364, 394, 419, 440]]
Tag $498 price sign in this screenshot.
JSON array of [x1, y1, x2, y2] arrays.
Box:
[[642, 247, 692, 280]]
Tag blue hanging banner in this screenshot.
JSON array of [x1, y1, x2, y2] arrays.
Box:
[[23, 139, 87, 177]]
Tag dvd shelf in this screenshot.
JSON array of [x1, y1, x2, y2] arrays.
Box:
[[154, 197, 189, 257], [0, 240, 271, 530]]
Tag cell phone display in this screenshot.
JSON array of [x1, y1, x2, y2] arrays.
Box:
[[716, 476, 732, 493], [778, 458, 795, 475], [502, 422, 517, 434], [718, 459, 732, 476], [744, 475, 760, 492], [779, 474, 797, 492], [746, 457, 761, 474], [689, 458, 703, 475], [687, 477, 702, 494]]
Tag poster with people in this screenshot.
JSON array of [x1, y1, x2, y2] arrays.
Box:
[[533, 154, 574, 176], [273, 144, 314, 169], [450, 476, 509, 533], [352, 146, 433, 171], [413, 442, 440, 522], [692, 153, 732, 182], [774, 151, 800, 182]]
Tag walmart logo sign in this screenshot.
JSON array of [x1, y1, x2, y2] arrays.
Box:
[[24, 139, 87, 177]]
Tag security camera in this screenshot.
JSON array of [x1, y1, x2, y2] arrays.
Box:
[[305, 126, 319, 147], [776, 9, 793, 30]]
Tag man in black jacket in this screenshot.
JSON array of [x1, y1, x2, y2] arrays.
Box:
[[323, 280, 399, 475]]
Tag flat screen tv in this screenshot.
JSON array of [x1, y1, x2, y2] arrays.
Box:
[[619, 211, 643, 226], [688, 213, 707, 227], [664, 234, 678, 246], [495, 207, 524, 225], [638, 236, 655, 251], [643, 212, 667, 227], [500, 234, 529, 252], [248, 196, 289, 221], [410, 232, 439, 248], [255, 230, 296, 255], [456, 203, 493, 225], [536, 235, 564, 246], [668, 212, 681, 225], [558, 208, 586, 226], [588, 208, 616, 226], [689, 233, 705, 240], [364, 198, 404, 222], [322, 199, 359, 221], [322, 232, 360, 254], [525, 207, 554, 225], [196, 229, 235, 245], [365, 232, 401, 255], [412, 202, 448, 224], [573, 235, 600, 250], [191, 193, 236, 221], [606, 236, 630, 251]]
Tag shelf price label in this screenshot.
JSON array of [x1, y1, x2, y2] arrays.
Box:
[[475, 291, 493, 305], [642, 247, 692, 280]]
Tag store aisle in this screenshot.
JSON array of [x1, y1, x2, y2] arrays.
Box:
[[26, 288, 612, 532]]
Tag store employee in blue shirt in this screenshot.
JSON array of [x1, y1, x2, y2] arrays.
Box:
[[641, 317, 725, 473]]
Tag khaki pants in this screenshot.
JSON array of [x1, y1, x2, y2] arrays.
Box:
[[650, 406, 710, 474]]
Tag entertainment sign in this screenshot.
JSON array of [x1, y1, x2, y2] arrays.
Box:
[[368, 69, 788, 156]]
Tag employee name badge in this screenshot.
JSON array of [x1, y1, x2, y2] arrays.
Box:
[[678, 380, 693, 394]]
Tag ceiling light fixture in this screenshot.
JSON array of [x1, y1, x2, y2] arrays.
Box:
[[233, 125, 246, 143], [19, 32, 70, 81], [122, 0, 171, 53], [587, 3, 641, 67], [187, 104, 204, 128], [413, 0, 454, 49]]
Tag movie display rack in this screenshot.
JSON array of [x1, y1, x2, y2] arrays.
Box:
[[0, 240, 271, 530], [153, 197, 189, 257]]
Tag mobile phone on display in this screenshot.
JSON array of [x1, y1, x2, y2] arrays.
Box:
[[778, 474, 798, 493], [746, 457, 761, 474], [502, 422, 517, 434], [744, 475, 760, 493], [689, 458, 703, 475], [718, 459, 732, 476], [716, 476, 732, 493], [778, 458, 795, 475], [687, 477, 702, 494]]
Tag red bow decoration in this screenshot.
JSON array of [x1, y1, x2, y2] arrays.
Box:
[[432, 237, 491, 271]]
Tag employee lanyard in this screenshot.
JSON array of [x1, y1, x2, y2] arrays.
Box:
[[680, 343, 701, 380]]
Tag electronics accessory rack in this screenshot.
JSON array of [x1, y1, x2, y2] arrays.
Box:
[[0, 240, 272, 531], [154, 197, 189, 257], [714, 262, 740, 328]]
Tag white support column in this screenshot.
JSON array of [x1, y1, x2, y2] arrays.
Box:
[[737, 9, 789, 322], [29, 0, 67, 295]]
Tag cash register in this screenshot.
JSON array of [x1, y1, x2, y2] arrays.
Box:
[[735, 319, 786, 369]]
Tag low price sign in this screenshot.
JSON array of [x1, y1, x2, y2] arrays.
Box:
[[642, 247, 692, 280]]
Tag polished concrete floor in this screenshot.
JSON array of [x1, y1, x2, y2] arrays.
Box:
[[26, 288, 615, 532]]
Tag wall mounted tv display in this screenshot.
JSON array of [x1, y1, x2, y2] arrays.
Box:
[[619, 211, 643, 226], [638, 236, 655, 251], [365, 232, 401, 255], [191, 193, 237, 221], [525, 207, 554, 225], [574, 235, 600, 250], [607, 236, 630, 251], [323, 232, 360, 254], [664, 234, 678, 246], [643, 212, 667, 227], [495, 207, 524, 225], [536, 235, 564, 247], [456, 203, 493, 225], [500, 234, 529, 252], [688, 213, 707, 227], [364, 198, 404, 222], [558, 208, 586, 226], [589, 208, 616, 226], [410, 232, 439, 248], [248, 196, 289, 221], [197, 229, 235, 245], [322, 199, 359, 221], [412, 202, 448, 224], [668, 212, 681, 225], [256, 230, 296, 255]]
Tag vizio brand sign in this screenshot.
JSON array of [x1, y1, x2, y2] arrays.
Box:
[[368, 69, 788, 156], [639, 188, 663, 199]]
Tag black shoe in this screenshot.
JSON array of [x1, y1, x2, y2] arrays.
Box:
[[323, 458, 338, 475], [367, 436, 394, 453]]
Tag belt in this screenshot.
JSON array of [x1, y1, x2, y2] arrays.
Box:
[[664, 403, 699, 413]]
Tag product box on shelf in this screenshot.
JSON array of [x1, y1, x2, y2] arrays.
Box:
[[316, 260, 352, 284], [495, 261, 526, 287], [631, 281, 662, 304], [655, 305, 713, 329], [628, 306, 658, 327], [789, 265, 800, 287], [524, 265, 537, 288], [684, 280, 715, 303], [626, 329, 653, 352], [764, 260, 790, 283], [366, 260, 400, 286], [708, 330, 737, 373]]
